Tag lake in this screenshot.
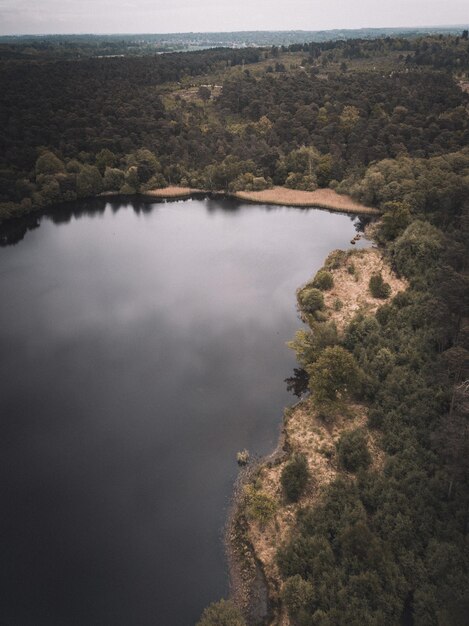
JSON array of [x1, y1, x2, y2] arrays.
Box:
[[0, 196, 370, 625]]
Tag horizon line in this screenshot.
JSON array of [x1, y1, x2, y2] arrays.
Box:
[[1, 23, 469, 38]]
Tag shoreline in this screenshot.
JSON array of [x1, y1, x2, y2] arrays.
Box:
[[0, 186, 378, 228], [142, 185, 379, 215], [231, 186, 379, 215], [228, 246, 408, 624]]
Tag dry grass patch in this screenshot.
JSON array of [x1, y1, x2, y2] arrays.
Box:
[[244, 398, 383, 620], [321, 248, 407, 332], [233, 186, 379, 215], [143, 186, 201, 198]]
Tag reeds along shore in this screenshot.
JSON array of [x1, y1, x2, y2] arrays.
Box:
[[143, 186, 380, 215]]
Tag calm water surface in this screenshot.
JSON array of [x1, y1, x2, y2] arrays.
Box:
[[0, 197, 369, 625]]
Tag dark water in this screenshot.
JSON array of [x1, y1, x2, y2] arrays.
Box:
[[0, 197, 369, 626]]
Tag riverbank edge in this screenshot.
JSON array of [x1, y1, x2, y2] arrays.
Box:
[[226, 241, 408, 626], [0, 186, 379, 227], [142, 186, 380, 215], [224, 410, 294, 625]]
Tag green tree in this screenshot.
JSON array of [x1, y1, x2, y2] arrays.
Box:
[[308, 346, 361, 403], [76, 165, 103, 198], [313, 270, 334, 291], [378, 201, 411, 241], [298, 287, 325, 316], [197, 599, 245, 626], [96, 149, 117, 174], [368, 273, 391, 299], [198, 85, 211, 102], [281, 454, 310, 502], [282, 575, 315, 618], [336, 429, 371, 472], [35, 151, 65, 177], [103, 167, 125, 192]]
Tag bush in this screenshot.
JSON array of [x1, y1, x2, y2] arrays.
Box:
[[281, 454, 310, 502], [282, 575, 315, 618], [197, 599, 245, 626], [298, 287, 325, 315], [336, 429, 371, 472], [308, 346, 361, 403], [313, 270, 334, 291], [244, 486, 277, 524], [369, 273, 391, 299], [325, 249, 347, 269]]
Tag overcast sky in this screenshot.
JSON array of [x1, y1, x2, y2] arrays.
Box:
[[0, 0, 468, 36]]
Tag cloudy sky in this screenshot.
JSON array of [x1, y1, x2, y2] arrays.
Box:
[[0, 0, 468, 35]]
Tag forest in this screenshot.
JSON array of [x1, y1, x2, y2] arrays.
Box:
[[1, 32, 469, 625], [1, 33, 469, 223]]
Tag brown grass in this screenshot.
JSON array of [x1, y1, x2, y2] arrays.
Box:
[[141, 186, 378, 215], [322, 247, 408, 332], [235, 246, 407, 624], [142, 186, 202, 198], [245, 399, 384, 625], [233, 187, 379, 215]]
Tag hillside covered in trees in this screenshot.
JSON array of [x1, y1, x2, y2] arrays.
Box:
[[1, 32, 469, 625]]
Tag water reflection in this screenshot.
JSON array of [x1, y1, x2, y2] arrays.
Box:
[[0, 194, 369, 247], [0, 198, 370, 625]]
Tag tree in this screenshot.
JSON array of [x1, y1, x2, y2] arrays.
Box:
[[378, 201, 411, 241], [281, 454, 310, 502], [35, 151, 65, 177], [308, 346, 361, 403], [282, 575, 315, 618], [103, 167, 125, 192], [312, 270, 334, 291], [95, 149, 117, 174], [368, 273, 391, 299], [197, 599, 245, 626], [339, 105, 360, 133], [76, 165, 103, 198], [198, 85, 211, 102], [298, 287, 325, 316], [392, 220, 443, 278], [336, 429, 371, 472]]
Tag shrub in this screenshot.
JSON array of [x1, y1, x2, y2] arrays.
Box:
[[336, 429, 371, 472], [369, 273, 391, 299], [308, 346, 361, 403], [244, 486, 277, 524], [325, 249, 347, 269], [313, 270, 334, 290], [282, 575, 315, 618], [281, 454, 310, 502], [298, 287, 325, 315], [392, 220, 443, 279]]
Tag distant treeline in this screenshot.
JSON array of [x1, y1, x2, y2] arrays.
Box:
[[1, 35, 469, 221], [1, 26, 468, 56]]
